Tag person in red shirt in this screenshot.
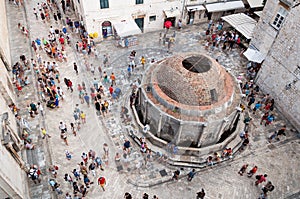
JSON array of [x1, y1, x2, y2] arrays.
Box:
[[109, 85, 114, 95], [255, 174, 267, 185], [247, 166, 258, 177], [59, 36, 64, 45], [67, 79, 73, 92], [97, 176, 106, 191]]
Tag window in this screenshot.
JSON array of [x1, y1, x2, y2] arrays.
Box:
[[149, 15, 156, 22], [136, 0, 143, 4], [272, 7, 287, 30], [100, 0, 109, 9]]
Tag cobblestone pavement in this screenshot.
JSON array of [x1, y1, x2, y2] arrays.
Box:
[[6, 1, 300, 199]]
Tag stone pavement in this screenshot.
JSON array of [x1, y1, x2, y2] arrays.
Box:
[[5, 1, 300, 199]]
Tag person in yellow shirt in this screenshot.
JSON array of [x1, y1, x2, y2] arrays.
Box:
[[140, 56, 146, 69], [41, 127, 51, 139], [80, 111, 86, 124]]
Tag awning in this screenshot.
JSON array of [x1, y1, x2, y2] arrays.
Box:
[[205, 1, 244, 12], [186, 5, 206, 11], [221, 13, 257, 39], [113, 20, 142, 38], [254, 11, 263, 17], [243, 48, 266, 63], [246, 0, 264, 8], [164, 9, 181, 18]]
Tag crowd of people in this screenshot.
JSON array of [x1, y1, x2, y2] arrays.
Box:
[[8, 0, 291, 197], [238, 163, 275, 199]]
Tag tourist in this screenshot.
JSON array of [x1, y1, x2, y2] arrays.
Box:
[[172, 170, 180, 181], [124, 192, 132, 199], [98, 176, 106, 191], [41, 127, 51, 139], [247, 165, 258, 177], [255, 174, 268, 186], [197, 189, 206, 199], [187, 169, 196, 181], [103, 143, 109, 156], [238, 164, 248, 176], [72, 168, 81, 181]]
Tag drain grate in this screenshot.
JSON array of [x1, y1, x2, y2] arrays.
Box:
[[159, 169, 168, 177]]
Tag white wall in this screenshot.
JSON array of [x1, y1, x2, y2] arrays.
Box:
[[80, 0, 182, 37]]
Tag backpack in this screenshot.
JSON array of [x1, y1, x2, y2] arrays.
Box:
[[256, 175, 262, 180], [269, 185, 275, 192], [96, 157, 102, 165]]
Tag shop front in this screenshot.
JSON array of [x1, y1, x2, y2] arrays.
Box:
[[113, 20, 142, 47], [101, 21, 113, 38], [185, 5, 206, 25], [163, 9, 181, 28], [205, 1, 245, 20]]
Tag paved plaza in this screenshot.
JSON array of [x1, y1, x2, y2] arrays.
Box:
[[5, 1, 300, 199]]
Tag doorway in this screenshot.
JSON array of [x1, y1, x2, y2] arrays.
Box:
[[187, 11, 195, 25], [164, 17, 176, 27], [101, 21, 112, 38], [135, 18, 144, 32]]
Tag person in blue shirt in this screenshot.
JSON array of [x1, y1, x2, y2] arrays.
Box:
[[253, 101, 262, 114], [187, 169, 196, 181]]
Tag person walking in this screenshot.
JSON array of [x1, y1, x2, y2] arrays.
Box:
[[73, 62, 78, 75], [262, 181, 275, 194], [33, 8, 38, 19], [255, 174, 268, 186], [64, 173, 73, 185], [98, 176, 106, 191], [61, 131, 68, 146], [80, 111, 86, 124], [95, 156, 104, 171], [93, 78, 99, 89], [37, 102, 44, 116], [187, 169, 196, 181], [83, 93, 90, 107], [81, 152, 88, 165], [247, 165, 258, 177], [72, 168, 81, 181], [41, 127, 51, 139], [65, 150, 72, 160], [140, 56, 146, 69], [110, 72, 116, 85], [103, 143, 109, 157], [238, 164, 248, 176], [172, 170, 180, 181], [70, 123, 77, 136], [124, 192, 132, 199], [197, 189, 206, 199], [59, 121, 67, 133], [88, 162, 96, 176], [109, 85, 114, 96]]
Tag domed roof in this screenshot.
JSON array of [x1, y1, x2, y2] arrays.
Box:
[[151, 53, 232, 107]]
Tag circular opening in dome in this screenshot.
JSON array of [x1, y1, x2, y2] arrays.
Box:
[[182, 56, 211, 73]]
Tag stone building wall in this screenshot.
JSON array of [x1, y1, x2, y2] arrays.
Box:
[[254, 2, 300, 130], [0, 1, 28, 198]]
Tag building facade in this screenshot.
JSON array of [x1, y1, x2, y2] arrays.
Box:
[[72, 0, 183, 39], [250, 0, 300, 130], [71, 0, 249, 40], [0, 1, 29, 198], [179, 0, 247, 26]]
